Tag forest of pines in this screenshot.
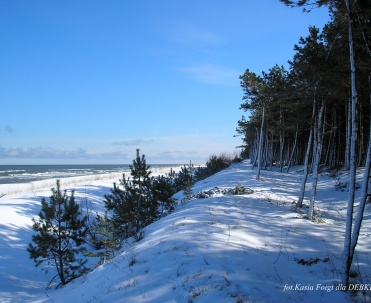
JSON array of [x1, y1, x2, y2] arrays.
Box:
[[238, 0, 371, 289]]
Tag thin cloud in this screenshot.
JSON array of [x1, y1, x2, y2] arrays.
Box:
[[170, 27, 223, 46], [112, 138, 154, 146], [0, 146, 129, 160], [0, 132, 239, 163], [178, 64, 240, 86], [0, 146, 87, 159], [144, 150, 203, 164], [0, 125, 14, 134]]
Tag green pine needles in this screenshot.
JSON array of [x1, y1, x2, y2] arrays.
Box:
[[181, 161, 195, 202], [28, 150, 233, 287], [104, 149, 176, 241], [27, 180, 88, 288], [85, 211, 122, 265]]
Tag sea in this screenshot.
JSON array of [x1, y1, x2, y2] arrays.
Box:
[[0, 164, 178, 185]]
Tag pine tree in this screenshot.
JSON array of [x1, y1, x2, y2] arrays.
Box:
[[27, 180, 88, 288], [279, 0, 370, 289], [151, 174, 177, 215], [130, 148, 152, 228], [177, 161, 194, 201], [104, 149, 153, 239], [85, 211, 122, 265], [104, 176, 141, 239]]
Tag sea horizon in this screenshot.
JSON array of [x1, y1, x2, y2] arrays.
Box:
[[0, 163, 183, 185]]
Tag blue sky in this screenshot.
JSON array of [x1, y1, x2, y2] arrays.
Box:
[[0, 1, 330, 165]]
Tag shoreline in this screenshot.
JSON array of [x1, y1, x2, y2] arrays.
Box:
[[0, 165, 184, 197]]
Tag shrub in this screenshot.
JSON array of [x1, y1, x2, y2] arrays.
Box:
[[28, 180, 88, 288], [194, 153, 234, 182]]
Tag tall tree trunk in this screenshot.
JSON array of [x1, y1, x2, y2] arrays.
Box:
[[280, 134, 284, 172], [263, 131, 269, 169], [345, 97, 351, 170], [331, 106, 338, 168], [279, 106, 284, 172], [287, 123, 299, 173], [269, 133, 274, 171], [297, 95, 317, 208], [256, 105, 265, 180], [368, 76, 371, 199], [348, 73, 371, 274], [358, 111, 364, 167], [310, 122, 318, 174], [309, 100, 325, 221], [324, 108, 335, 167], [251, 128, 259, 168], [350, 122, 371, 263], [342, 0, 359, 288]]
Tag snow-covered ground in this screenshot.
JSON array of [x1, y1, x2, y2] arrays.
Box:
[[0, 162, 370, 303]]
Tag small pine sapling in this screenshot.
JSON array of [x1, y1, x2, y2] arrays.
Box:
[[151, 174, 177, 216], [85, 211, 122, 265], [104, 149, 153, 239], [27, 180, 88, 288], [182, 161, 195, 201]]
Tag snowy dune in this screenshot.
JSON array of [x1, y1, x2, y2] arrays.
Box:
[[0, 166, 183, 303], [1, 162, 370, 302]]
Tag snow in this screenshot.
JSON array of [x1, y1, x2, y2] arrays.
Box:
[[0, 162, 370, 302]]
